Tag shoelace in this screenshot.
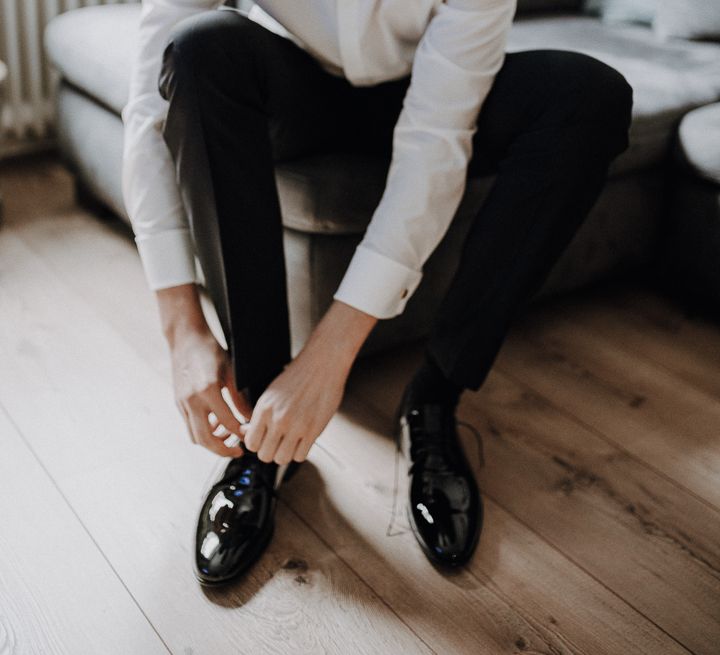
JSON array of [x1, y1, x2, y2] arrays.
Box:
[[201, 451, 276, 498], [406, 406, 454, 464], [386, 418, 484, 537], [201, 415, 483, 537]]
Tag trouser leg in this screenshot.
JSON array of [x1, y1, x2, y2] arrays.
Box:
[[158, 9, 364, 404], [424, 49, 634, 391]]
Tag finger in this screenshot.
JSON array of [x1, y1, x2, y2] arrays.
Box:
[[207, 411, 220, 430], [205, 432, 245, 458], [223, 384, 253, 424], [274, 431, 301, 465], [207, 410, 237, 442], [208, 413, 234, 440], [212, 423, 231, 438], [221, 368, 254, 422], [188, 407, 212, 448], [257, 423, 284, 463], [206, 387, 244, 436], [188, 403, 245, 458], [223, 433, 242, 449], [292, 436, 314, 462], [243, 415, 267, 453]]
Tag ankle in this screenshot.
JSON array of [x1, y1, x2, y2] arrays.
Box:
[[404, 351, 463, 410]]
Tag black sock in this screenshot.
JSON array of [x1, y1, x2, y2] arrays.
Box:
[[405, 350, 464, 409]]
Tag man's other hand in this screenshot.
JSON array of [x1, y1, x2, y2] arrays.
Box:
[[156, 283, 253, 458], [240, 299, 377, 464], [170, 326, 253, 457], [239, 346, 349, 464]]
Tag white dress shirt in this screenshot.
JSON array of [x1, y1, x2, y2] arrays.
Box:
[[121, 0, 517, 319]]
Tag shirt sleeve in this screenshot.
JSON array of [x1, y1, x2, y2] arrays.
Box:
[[333, 0, 517, 319], [121, 0, 222, 290]]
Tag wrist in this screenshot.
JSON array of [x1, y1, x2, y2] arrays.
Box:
[[155, 283, 211, 347]]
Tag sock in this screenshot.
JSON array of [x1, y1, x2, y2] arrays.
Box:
[[405, 350, 464, 409]]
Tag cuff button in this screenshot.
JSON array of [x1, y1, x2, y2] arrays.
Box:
[[400, 288, 409, 299]]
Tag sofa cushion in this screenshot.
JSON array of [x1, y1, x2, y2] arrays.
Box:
[[675, 102, 720, 185], [45, 4, 138, 115], [508, 15, 720, 172], [581, 0, 657, 25], [653, 0, 720, 42], [275, 154, 390, 234]]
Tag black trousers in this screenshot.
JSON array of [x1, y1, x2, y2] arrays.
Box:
[[158, 8, 633, 405]]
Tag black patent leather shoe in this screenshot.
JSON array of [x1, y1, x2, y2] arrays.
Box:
[[394, 390, 483, 567], [194, 451, 301, 586]]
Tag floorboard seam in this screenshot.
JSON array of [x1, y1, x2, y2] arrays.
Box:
[[498, 364, 720, 517], [278, 498, 439, 655], [0, 398, 174, 655], [482, 489, 696, 655]]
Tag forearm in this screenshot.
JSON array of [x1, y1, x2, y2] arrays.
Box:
[[301, 299, 378, 373], [157, 285, 375, 377]]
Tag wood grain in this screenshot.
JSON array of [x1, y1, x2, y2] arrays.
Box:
[[284, 401, 692, 655], [558, 286, 720, 401], [0, 405, 168, 655], [0, 230, 430, 655], [497, 306, 720, 511], [3, 155, 718, 655], [347, 346, 718, 655]]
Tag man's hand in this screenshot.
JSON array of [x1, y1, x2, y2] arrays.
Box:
[[240, 345, 349, 463], [240, 299, 378, 464], [169, 326, 252, 457], [156, 283, 253, 457]]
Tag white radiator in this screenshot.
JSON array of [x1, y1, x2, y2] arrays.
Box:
[[0, 0, 137, 141]]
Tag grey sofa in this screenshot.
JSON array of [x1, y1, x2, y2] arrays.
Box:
[[44, 0, 720, 357]]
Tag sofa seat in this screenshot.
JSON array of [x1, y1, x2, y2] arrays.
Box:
[[46, 4, 720, 234]]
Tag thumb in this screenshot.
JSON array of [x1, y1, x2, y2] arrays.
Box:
[[221, 365, 254, 423]]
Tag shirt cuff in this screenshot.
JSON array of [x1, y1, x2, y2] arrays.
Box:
[[332, 243, 423, 319], [135, 229, 199, 290]]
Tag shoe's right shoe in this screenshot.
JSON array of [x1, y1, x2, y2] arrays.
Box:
[[194, 451, 301, 586], [393, 387, 483, 568]]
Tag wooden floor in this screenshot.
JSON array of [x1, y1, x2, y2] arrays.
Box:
[[1, 155, 719, 655]]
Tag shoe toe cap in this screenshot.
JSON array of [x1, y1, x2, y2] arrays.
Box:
[[409, 477, 483, 567], [194, 483, 273, 584]]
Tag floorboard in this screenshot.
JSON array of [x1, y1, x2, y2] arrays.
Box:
[[2, 155, 718, 654], [0, 229, 430, 655], [497, 306, 720, 511], [348, 347, 718, 655], [0, 404, 169, 655]]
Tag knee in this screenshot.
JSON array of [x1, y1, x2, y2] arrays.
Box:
[[159, 10, 255, 100], [584, 56, 633, 139], [561, 52, 634, 153]]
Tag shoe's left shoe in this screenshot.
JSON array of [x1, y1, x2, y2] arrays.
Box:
[[394, 389, 483, 567], [193, 452, 302, 586]]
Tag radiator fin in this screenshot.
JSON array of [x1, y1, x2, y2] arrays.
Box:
[[0, 0, 137, 140]]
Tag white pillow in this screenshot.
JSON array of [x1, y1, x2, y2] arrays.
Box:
[[582, 0, 658, 24], [653, 0, 720, 41]]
